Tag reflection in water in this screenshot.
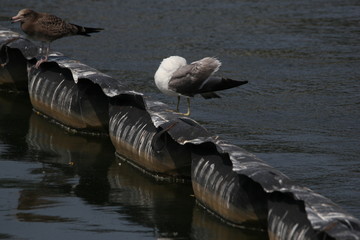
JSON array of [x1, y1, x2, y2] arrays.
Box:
[[108, 159, 195, 239], [0, 92, 32, 159], [0, 99, 268, 239], [16, 212, 76, 223], [191, 207, 267, 240], [26, 112, 111, 166], [5, 111, 114, 225], [108, 159, 267, 239], [26, 112, 115, 204], [17, 189, 58, 210]]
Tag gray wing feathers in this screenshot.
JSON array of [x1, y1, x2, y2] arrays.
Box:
[[168, 57, 222, 96], [191, 57, 221, 77], [171, 64, 194, 80]]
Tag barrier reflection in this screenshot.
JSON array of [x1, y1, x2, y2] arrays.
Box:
[[108, 158, 194, 239], [0, 92, 32, 159], [191, 207, 267, 240], [26, 112, 114, 204]]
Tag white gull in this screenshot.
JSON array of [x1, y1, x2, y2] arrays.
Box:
[[154, 56, 248, 116]]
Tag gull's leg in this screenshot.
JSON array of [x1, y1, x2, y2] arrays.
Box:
[[35, 42, 50, 68], [166, 96, 181, 113], [183, 98, 191, 116], [176, 96, 181, 112], [45, 42, 50, 59], [175, 98, 191, 116], [167, 96, 190, 116], [38, 41, 45, 55]]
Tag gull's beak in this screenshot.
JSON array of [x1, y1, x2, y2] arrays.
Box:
[[10, 15, 22, 24]]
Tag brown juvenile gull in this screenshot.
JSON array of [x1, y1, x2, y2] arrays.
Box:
[[154, 56, 248, 116], [11, 9, 103, 68]]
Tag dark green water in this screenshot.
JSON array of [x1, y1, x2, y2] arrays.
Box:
[[1, 0, 359, 239]]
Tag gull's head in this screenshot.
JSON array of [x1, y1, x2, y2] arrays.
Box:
[[154, 56, 187, 96], [155, 56, 187, 81], [158, 56, 187, 73], [11, 9, 37, 24]]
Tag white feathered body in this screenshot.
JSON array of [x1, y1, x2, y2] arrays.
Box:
[[154, 56, 187, 97]]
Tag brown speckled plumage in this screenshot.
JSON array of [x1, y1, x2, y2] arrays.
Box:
[[11, 9, 103, 67]]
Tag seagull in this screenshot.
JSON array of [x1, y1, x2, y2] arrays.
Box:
[[11, 9, 103, 68], [154, 56, 248, 116]]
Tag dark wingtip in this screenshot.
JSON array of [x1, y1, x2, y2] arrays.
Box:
[[84, 27, 104, 34], [240, 80, 248, 85], [223, 78, 248, 87], [73, 24, 104, 36]]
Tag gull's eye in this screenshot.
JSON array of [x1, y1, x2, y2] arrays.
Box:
[[22, 12, 31, 17]]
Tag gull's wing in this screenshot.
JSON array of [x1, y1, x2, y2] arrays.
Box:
[[33, 14, 79, 41], [168, 57, 221, 97]]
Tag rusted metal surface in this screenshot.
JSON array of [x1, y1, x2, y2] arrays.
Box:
[[25, 51, 141, 133], [109, 95, 197, 179], [191, 140, 360, 238], [28, 60, 111, 133], [191, 147, 268, 229]]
